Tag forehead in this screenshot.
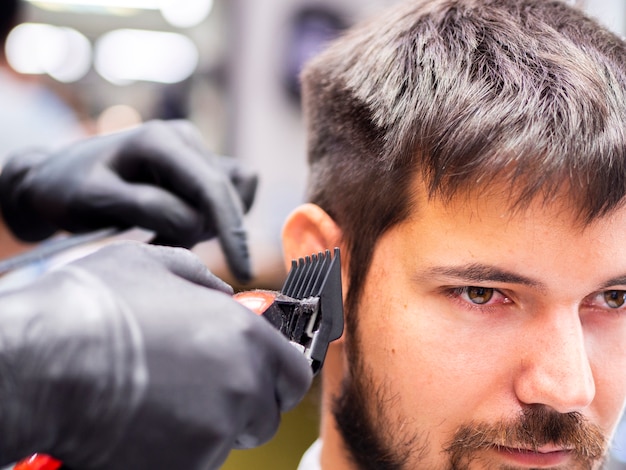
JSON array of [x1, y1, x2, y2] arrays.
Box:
[[382, 182, 626, 292], [411, 176, 621, 235]]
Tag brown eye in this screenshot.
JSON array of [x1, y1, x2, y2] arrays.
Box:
[[467, 287, 494, 304], [604, 290, 626, 308]]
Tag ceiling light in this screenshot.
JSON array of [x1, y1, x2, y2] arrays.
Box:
[[5, 23, 92, 82], [94, 29, 199, 84], [26, 0, 159, 9], [159, 0, 214, 28]]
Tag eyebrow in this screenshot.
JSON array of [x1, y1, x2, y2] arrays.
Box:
[[418, 264, 626, 292], [417, 263, 546, 290], [599, 276, 626, 290]]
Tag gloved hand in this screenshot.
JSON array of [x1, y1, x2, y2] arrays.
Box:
[[0, 242, 312, 470], [0, 120, 257, 282]]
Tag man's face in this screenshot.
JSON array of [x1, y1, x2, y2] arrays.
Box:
[[333, 187, 626, 469]]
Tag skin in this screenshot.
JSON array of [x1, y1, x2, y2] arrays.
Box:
[[283, 183, 626, 469], [0, 221, 31, 259]]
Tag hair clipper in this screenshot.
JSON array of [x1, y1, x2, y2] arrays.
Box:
[[16, 248, 344, 470]]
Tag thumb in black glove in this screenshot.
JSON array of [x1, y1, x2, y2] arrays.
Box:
[[0, 120, 258, 283], [0, 241, 312, 469]]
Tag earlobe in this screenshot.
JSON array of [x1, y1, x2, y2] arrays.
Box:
[[281, 203, 343, 263]]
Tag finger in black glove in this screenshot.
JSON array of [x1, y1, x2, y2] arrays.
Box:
[[0, 120, 258, 283], [0, 242, 311, 470]]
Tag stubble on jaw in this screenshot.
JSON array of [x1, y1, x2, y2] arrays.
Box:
[[332, 321, 608, 470], [332, 311, 430, 470], [332, 358, 427, 470], [334, 367, 608, 470]]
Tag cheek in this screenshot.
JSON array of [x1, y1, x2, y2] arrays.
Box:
[[356, 274, 514, 431], [586, 323, 626, 434], [593, 371, 626, 437], [587, 372, 626, 444]]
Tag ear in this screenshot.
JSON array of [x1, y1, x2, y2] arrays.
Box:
[[282, 203, 349, 383], [281, 203, 343, 263]]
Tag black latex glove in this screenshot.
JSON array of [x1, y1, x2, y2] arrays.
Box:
[[0, 120, 257, 282], [0, 242, 312, 470]]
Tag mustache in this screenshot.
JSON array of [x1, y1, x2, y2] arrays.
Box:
[[444, 406, 607, 466]]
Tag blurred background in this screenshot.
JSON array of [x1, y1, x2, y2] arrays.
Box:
[[1, 0, 626, 468], [1, 0, 397, 291]]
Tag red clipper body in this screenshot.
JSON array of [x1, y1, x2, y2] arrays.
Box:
[[14, 454, 62, 470]]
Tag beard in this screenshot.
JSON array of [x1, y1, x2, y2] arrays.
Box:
[[332, 317, 608, 469]]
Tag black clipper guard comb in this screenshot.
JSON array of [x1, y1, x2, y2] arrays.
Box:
[[235, 248, 344, 374]]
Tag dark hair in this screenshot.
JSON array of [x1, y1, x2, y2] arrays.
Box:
[[300, 0, 626, 315], [0, 0, 22, 47]]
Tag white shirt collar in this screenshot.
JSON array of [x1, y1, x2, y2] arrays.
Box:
[[297, 438, 322, 470]]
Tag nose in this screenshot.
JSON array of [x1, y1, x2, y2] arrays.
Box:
[[513, 309, 595, 414]]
